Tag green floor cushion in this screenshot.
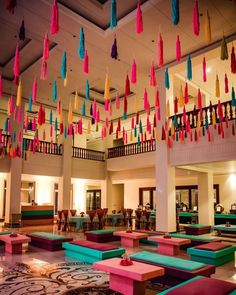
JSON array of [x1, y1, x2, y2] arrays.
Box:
[[188, 245, 236, 259], [185, 224, 209, 227], [0, 231, 12, 235], [130, 251, 206, 271], [87, 229, 116, 234], [171, 233, 216, 242], [29, 232, 69, 240]]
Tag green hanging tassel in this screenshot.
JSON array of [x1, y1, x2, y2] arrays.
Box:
[[52, 80, 57, 102], [4, 118, 8, 132], [176, 132, 179, 142], [232, 86, 236, 106], [202, 125, 205, 136], [86, 79, 90, 99], [187, 54, 192, 80], [13, 131, 16, 143], [138, 135, 141, 145], [205, 114, 209, 129], [171, 0, 179, 25], [110, 0, 117, 30], [54, 117, 58, 131], [123, 112, 127, 119], [221, 36, 228, 60], [82, 101, 86, 116], [96, 123, 99, 132], [61, 51, 67, 79], [174, 115, 178, 128], [134, 125, 137, 137], [139, 120, 143, 133], [64, 126, 67, 138], [78, 27, 85, 59], [49, 110, 53, 125], [28, 95, 32, 112], [165, 67, 170, 89]]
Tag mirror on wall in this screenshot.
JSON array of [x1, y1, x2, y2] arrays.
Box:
[[20, 181, 35, 205]]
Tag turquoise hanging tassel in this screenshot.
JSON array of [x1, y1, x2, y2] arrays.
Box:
[[134, 125, 137, 137], [137, 135, 141, 146], [52, 80, 57, 102], [28, 95, 32, 112], [205, 114, 209, 129], [176, 132, 179, 142], [187, 55, 192, 80], [174, 115, 178, 128], [232, 86, 236, 106], [13, 131, 16, 143], [86, 79, 90, 99], [82, 101, 86, 116], [78, 27, 85, 59], [110, 0, 117, 30], [4, 118, 8, 132], [123, 112, 127, 119], [139, 120, 143, 133], [171, 0, 179, 25], [49, 110, 53, 125], [54, 117, 58, 131], [61, 51, 67, 79], [64, 126, 67, 138], [165, 67, 170, 89], [23, 137, 27, 151]]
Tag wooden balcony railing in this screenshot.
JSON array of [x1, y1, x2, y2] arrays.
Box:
[[107, 139, 156, 159], [72, 146, 105, 161], [23, 138, 63, 155]]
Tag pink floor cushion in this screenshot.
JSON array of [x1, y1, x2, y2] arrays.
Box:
[[71, 240, 118, 251], [195, 242, 232, 251], [167, 277, 236, 295]]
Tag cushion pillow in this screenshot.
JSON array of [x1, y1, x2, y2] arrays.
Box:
[[71, 240, 118, 251], [86, 229, 116, 235], [195, 242, 232, 251]]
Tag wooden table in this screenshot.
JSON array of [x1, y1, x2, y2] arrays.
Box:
[[113, 231, 148, 248], [93, 257, 164, 295], [148, 236, 191, 256], [0, 234, 31, 254]]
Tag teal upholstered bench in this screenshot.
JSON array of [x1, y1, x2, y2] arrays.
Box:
[[171, 233, 219, 249], [85, 229, 120, 243], [134, 230, 162, 246], [187, 242, 236, 266], [63, 240, 125, 264], [130, 251, 215, 286]]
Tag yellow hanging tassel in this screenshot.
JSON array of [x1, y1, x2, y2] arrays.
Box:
[[68, 101, 73, 125], [215, 75, 220, 97], [171, 120, 175, 136], [64, 72, 68, 87], [179, 85, 184, 107], [7, 100, 10, 116], [212, 111, 216, 126], [196, 112, 201, 132], [16, 79, 22, 107], [104, 73, 110, 100], [7, 143, 10, 154], [59, 105, 63, 124], [134, 95, 138, 113], [156, 129, 160, 141], [166, 100, 170, 118], [130, 131, 133, 142], [74, 90, 79, 110], [87, 121, 91, 134], [205, 10, 211, 43]]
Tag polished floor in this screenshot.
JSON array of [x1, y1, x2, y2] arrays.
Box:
[[0, 224, 235, 294]]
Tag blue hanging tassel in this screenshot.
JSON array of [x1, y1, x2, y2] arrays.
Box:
[[19, 19, 25, 41], [187, 54, 192, 80], [110, 0, 117, 30], [82, 101, 86, 116], [232, 87, 236, 106], [13, 131, 16, 143], [52, 80, 57, 102], [123, 112, 127, 119], [139, 120, 143, 133], [174, 115, 178, 128], [165, 68, 170, 89], [86, 79, 90, 99], [64, 126, 67, 138], [205, 114, 209, 129], [61, 51, 67, 80], [137, 135, 141, 146], [111, 36, 118, 59], [23, 137, 27, 151], [171, 0, 179, 25], [28, 95, 32, 112], [134, 125, 137, 137], [54, 117, 58, 131], [49, 110, 53, 125], [78, 27, 85, 59], [4, 118, 8, 133]]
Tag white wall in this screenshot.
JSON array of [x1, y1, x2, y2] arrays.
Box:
[[111, 184, 124, 211], [0, 173, 6, 218]]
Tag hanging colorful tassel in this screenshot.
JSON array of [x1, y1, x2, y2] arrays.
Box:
[[78, 27, 85, 59], [225, 73, 229, 93], [52, 80, 57, 102], [9, 95, 14, 114], [202, 56, 207, 82], [125, 74, 131, 95], [111, 36, 118, 59], [74, 90, 79, 110], [174, 97, 178, 114], [136, 1, 143, 34], [32, 78, 37, 103], [49, 109, 53, 125], [166, 100, 170, 118], [82, 101, 86, 116], [6, 0, 17, 14], [215, 75, 220, 97], [60, 51, 67, 80], [187, 54, 192, 80], [184, 82, 188, 104], [86, 79, 90, 99], [176, 35, 181, 61], [84, 50, 89, 73], [179, 85, 184, 107], [40, 61, 47, 80], [221, 36, 228, 60], [131, 59, 137, 84], [115, 93, 120, 109], [205, 10, 211, 42], [165, 68, 170, 89], [197, 88, 202, 111], [171, 0, 179, 25], [104, 73, 110, 101], [19, 19, 25, 41], [143, 88, 148, 110], [13, 44, 20, 85], [150, 61, 157, 87], [232, 87, 236, 106], [231, 46, 236, 73], [193, 0, 200, 36], [27, 95, 32, 113], [68, 101, 73, 125], [43, 33, 49, 61], [157, 33, 164, 67], [50, 0, 59, 35], [16, 79, 22, 107], [123, 95, 128, 118], [110, 0, 117, 30]]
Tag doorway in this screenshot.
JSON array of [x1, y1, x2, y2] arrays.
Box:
[[86, 190, 101, 212], [139, 187, 156, 210]]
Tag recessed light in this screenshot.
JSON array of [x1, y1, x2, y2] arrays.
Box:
[[206, 67, 211, 73]]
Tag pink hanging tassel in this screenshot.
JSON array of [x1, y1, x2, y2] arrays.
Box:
[[40, 61, 47, 80], [50, 0, 59, 35], [193, 0, 200, 36], [43, 33, 49, 61], [224, 74, 229, 93], [155, 89, 159, 107], [104, 99, 109, 111], [17, 108, 22, 124], [93, 100, 97, 118], [131, 59, 137, 84], [115, 93, 120, 109], [83, 50, 89, 74], [183, 106, 187, 125], [202, 56, 207, 82], [174, 97, 178, 114], [7, 119, 11, 133], [231, 46, 236, 73], [131, 117, 134, 129], [143, 88, 148, 110], [157, 107, 161, 121], [96, 109, 100, 123], [157, 33, 163, 67], [0, 73, 2, 97], [18, 132, 22, 144], [136, 1, 143, 34], [218, 100, 223, 122], [197, 88, 202, 111], [149, 61, 157, 86], [50, 125, 53, 137], [105, 117, 109, 128], [24, 113, 28, 132], [13, 44, 20, 85], [9, 95, 14, 114], [32, 78, 37, 103], [176, 35, 181, 61], [184, 82, 189, 104], [109, 101, 112, 116]]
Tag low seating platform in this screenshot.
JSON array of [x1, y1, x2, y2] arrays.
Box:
[[184, 224, 211, 235], [130, 251, 215, 286], [213, 224, 236, 236], [171, 233, 219, 248], [62, 240, 125, 263], [187, 242, 236, 266], [133, 230, 162, 246], [26, 232, 73, 251], [85, 229, 120, 243]]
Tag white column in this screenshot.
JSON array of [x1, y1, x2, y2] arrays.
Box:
[[198, 172, 214, 225], [155, 69, 176, 232], [0, 174, 5, 219]]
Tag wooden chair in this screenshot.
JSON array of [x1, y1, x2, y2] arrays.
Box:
[[57, 210, 63, 230], [135, 209, 142, 230], [62, 210, 69, 231]]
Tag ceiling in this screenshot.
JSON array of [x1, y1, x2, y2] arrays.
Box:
[[0, 0, 236, 131]]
